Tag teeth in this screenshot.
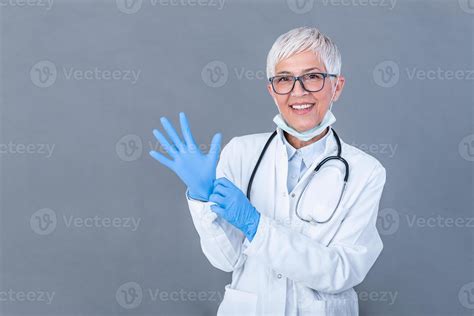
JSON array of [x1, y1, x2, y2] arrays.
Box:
[[291, 103, 313, 110]]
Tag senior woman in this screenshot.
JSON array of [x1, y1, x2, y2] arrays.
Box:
[[150, 26, 387, 316]]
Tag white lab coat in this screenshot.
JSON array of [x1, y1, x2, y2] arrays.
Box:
[[186, 128, 386, 316]]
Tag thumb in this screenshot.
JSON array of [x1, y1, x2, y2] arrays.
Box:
[[207, 132, 222, 164]]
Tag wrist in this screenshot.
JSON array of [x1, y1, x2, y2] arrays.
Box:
[[187, 189, 209, 202], [245, 209, 261, 241]]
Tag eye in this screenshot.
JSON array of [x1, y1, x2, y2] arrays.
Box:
[[277, 76, 292, 82], [306, 73, 324, 80]]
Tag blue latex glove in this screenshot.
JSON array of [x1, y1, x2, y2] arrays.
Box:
[[209, 177, 261, 241], [149, 112, 222, 202]]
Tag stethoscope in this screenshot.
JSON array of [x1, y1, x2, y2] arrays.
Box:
[[246, 127, 349, 224]]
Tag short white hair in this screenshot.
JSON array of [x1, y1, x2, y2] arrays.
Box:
[[266, 26, 342, 80]]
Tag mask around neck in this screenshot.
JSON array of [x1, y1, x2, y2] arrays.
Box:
[[273, 110, 336, 142]]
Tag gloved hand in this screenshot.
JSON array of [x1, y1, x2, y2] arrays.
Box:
[[209, 177, 261, 241], [149, 112, 222, 202]]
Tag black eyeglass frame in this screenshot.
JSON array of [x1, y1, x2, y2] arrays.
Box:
[[268, 72, 338, 95]]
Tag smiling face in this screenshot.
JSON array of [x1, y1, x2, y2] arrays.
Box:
[[267, 50, 345, 133]]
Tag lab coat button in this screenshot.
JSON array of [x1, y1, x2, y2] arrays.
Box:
[[277, 273, 282, 279], [291, 193, 296, 198]]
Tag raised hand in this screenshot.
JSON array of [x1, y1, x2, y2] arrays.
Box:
[[149, 112, 222, 202]]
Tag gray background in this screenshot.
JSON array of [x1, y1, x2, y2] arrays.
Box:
[[1, 0, 473, 315]]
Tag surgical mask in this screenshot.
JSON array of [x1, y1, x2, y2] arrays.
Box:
[[273, 77, 339, 142]]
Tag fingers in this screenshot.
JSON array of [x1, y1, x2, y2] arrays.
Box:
[[153, 129, 178, 158], [149, 150, 174, 170], [160, 117, 186, 152], [209, 192, 226, 207], [210, 204, 225, 217], [179, 112, 198, 150], [207, 133, 222, 163], [212, 182, 228, 197], [214, 177, 234, 189]]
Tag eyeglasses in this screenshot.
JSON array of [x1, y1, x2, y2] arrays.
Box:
[[269, 72, 338, 95]]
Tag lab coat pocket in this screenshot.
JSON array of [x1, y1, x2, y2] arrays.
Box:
[[217, 284, 258, 316]]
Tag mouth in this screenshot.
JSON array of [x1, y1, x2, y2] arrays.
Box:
[[289, 102, 315, 115]]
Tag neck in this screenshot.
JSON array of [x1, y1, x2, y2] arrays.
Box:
[[284, 127, 329, 149]]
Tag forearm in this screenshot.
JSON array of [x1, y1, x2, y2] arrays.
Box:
[[186, 189, 246, 272]]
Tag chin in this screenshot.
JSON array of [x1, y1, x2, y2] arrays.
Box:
[[291, 120, 320, 132]]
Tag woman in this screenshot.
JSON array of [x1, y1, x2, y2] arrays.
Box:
[[150, 26, 387, 316]]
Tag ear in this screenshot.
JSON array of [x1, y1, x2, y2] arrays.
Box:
[[332, 75, 345, 102], [267, 83, 279, 107], [266, 82, 273, 96]]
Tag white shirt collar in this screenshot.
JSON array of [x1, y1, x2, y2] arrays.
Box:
[[276, 127, 332, 168]]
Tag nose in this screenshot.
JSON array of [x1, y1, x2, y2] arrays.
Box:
[[291, 78, 308, 97]]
